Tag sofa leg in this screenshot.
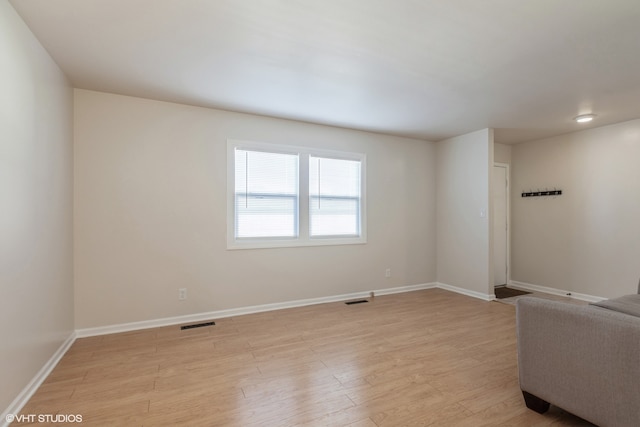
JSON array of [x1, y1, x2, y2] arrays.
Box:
[[522, 391, 550, 414]]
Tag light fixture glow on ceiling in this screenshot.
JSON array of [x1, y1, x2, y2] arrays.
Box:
[[574, 114, 596, 123]]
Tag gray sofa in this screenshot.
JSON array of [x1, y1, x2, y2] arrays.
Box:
[[516, 282, 640, 427]]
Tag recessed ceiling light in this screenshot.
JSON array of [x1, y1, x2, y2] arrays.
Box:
[[574, 114, 596, 123]]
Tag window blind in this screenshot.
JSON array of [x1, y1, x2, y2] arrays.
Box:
[[309, 156, 361, 237], [234, 149, 299, 238]]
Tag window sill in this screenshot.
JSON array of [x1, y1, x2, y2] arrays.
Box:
[[227, 236, 367, 250]]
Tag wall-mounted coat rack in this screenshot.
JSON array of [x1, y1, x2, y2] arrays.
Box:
[[521, 189, 562, 197]]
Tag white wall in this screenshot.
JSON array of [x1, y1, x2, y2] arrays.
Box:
[[494, 142, 512, 165], [0, 0, 74, 413], [74, 90, 437, 329], [511, 119, 640, 298], [436, 129, 493, 296]]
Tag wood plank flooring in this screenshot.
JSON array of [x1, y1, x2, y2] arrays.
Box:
[[16, 289, 594, 426]]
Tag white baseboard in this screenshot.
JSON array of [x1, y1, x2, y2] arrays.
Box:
[[435, 282, 494, 301], [2, 281, 493, 422], [76, 282, 438, 338], [508, 280, 605, 303], [374, 282, 436, 296], [3, 279, 604, 424], [1, 332, 76, 427]]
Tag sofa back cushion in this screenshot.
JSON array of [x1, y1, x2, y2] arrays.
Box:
[[591, 294, 640, 318]]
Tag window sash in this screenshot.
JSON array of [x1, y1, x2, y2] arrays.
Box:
[[309, 195, 361, 237], [235, 193, 298, 239], [309, 156, 362, 238], [233, 148, 299, 239]]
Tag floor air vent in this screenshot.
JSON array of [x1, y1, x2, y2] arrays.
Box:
[[181, 321, 215, 330], [345, 299, 369, 305]]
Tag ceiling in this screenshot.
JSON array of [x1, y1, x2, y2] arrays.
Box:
[[10, 0, 640, 144]]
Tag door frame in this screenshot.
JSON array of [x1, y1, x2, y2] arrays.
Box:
[[493, 162, 510, 286]]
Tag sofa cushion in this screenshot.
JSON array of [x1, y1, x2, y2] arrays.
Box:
[[591, 294, 640, 318]]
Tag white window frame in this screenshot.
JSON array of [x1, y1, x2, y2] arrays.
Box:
[[227, 139, 367, 250]]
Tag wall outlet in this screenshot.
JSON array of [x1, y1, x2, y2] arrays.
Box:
[[385, 268, 391, 278], [178, 288, 187, 300]]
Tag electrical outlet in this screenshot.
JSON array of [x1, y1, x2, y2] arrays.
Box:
[[178, 288, 187, 300], [385, 268, 391, 278]]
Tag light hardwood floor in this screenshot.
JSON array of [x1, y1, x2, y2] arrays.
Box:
[[17, 289, 594, 426]]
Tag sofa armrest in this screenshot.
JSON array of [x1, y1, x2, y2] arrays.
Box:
[[516, 298, 640, 427]]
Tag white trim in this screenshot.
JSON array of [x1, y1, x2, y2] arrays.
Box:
[[5, 279, 600, 423], [226, 236, 368, 250], [2, 281, 488, 421], [435, 282, 495, 301], [374, 283, 436, 296], [493, 162, 510, 285], [508, 280, 605, 303], [76, 283, 437, 338], [1, 332, 76, 427]]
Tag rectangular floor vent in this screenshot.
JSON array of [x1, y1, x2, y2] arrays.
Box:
[[345, 299, 369, 305], [181, 321, 215, 330]]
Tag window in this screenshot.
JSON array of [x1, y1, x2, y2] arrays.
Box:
[[227, 140, 366, 249], [309, 156, 361, 237], [234, 149, 298, 239]]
